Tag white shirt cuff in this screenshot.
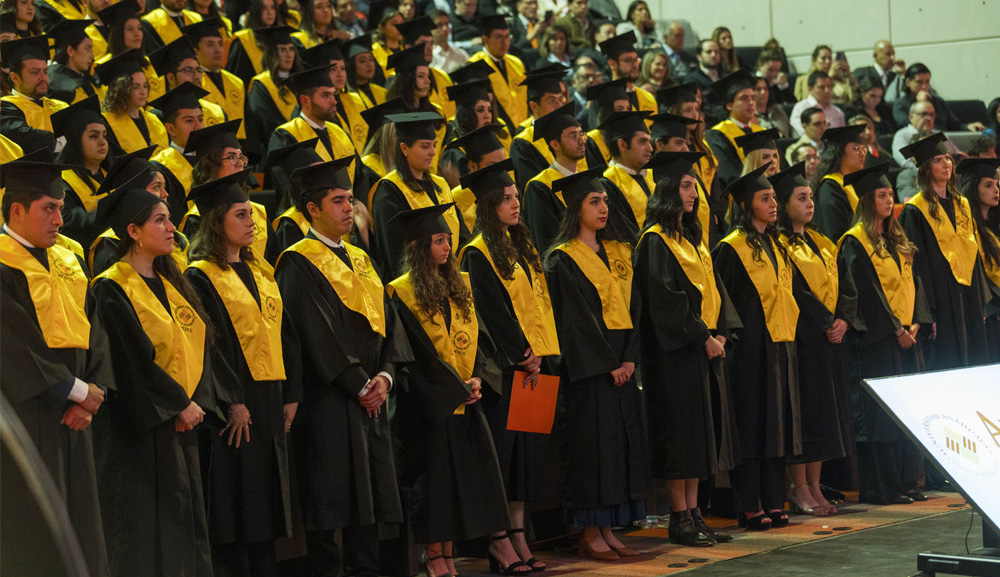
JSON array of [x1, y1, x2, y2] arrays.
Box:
[[357, 372, 393, 398], [68, 378, 89, 403]]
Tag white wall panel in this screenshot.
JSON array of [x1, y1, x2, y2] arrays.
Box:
[[889, 0, 1000, 46], [770, 0, 890, 57]]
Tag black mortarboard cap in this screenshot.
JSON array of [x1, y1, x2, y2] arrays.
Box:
[[397, 15, 434, 45], [265, 138, 324, 174], [769, 161, 811, 203], [585, 78, 628, 109], [386, 112, 443, 141], [712, 69, 756, 102], [387, 202, 455, 241], [47, 19, 92, 50], [95, 183, 164, 239], [300, 40, 344, 67], [460, 158, 514, 200], [182, 17, 224, 44], [368, 0, 397, 33], [821, 123, 865, 147], [900, 132, 950, 166], [552, 167, 605, 206], [445, 78, 491, 105], [532, 102, 579, 143], [734, 128, 779, 154], [843, 162, 893, 196], [598, 110, 651, 143], [98, 146, 158, 195], [957, 157, 1000, 186], [726, 162, 774, 207], [290, 156, 354, 194], [254, 25, 295, 47], [187, 169, 251, 215], [149, 81, 209, 117], [184, 119, 242, 158], [598, 31, 637, 60], [520, 68, 565, 99], [50, 96, 104, 139], [649, 112, 698, 141], [284, 64, 334, 94], [448, 60, 494, 84], [656, 82, 698, 111], [97, 0, 140, 28], [445, 124, 505, 161], [359, 97, 407, 136], [0, 35, 50, 67], [0, 11, 15, 32], [386, 43, 427, 75], [0, 157, 73, 199], [93, 49, 145, 84], [342, 33, 373, 60], [642, 151, 704, 183], [148, 37, 197, 76], [480, 15, 509, 35]]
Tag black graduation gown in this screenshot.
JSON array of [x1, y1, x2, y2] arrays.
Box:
[[813, 179, 855, 242], [544, 247, 651, 512], [584, 138, 608, 173], [246, 79, 293, 165], [0, 98, 57, 153], [898, 198, 991, 370], [225, 38, 259, 88], [389, 293, 511, 544], [47, 63, 98, 104], [92, 275, 235, 577], [274, 238, 410, 531], [711, 237, 801, 459], [522, 177, 565, 255], [633, 231, 741, 480], [704, 128, 744, 191], [511, 136, 550, 193], [460, 246, 556, 503], [59, 169, 103, 248], [185, 264, 294, 546], [0, 241, 114, 577], [984, 221, 1000, 362]]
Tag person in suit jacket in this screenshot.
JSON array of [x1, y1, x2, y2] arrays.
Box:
[[660, 21, 696, 81], [852, 40, 906, 104]]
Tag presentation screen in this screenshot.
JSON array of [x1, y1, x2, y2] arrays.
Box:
[[864, 364, 1000, 535]]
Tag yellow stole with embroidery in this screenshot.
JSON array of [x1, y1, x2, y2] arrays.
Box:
[[839, 223, 916, 325], [554, 238, 634, 330], [780, 229, 839, 315], [642, 225, 721, 329], [906, 192, 979, 286], [721, 229, 799, 342], [820, 172, 859, 212]]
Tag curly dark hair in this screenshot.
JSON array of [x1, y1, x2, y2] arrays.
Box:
[[400, 235, 474, 325], [812, 139, 851, 190], [644, 173, 701, 246], [473, 186, 542, 280], [101, 73, 144, 115], [186, 202, 257, 269], [734, 189, 790, 267]]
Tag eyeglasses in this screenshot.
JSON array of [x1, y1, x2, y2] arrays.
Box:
[[176, 66, 203, 77], [223, 152, 248, 167], [914, 111, 936, 118], [564, 130, 587, 141]]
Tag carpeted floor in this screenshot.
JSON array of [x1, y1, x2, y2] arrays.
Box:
[[451, 491, 971, 576]]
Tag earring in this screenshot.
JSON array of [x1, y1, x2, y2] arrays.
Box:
[[137, 238, 143, 249]]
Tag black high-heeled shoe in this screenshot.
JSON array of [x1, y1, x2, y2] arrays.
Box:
[[488, 533, 532, 575], [690, 508, 733, 543], [737, 512, 772, 531], [766, 510, 790, 527], [508, 528, 545, 572]]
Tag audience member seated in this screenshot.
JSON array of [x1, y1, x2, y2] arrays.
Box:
[[712, 27, 747, 74], [660, 20, 696, 81], [891, 100, 960, 168], [794, 45, 833, 101], [536, 25, 573, 71], [636, 50, 671, 93], [788, 106, 827, 156], [430, 9, 469, 73], [756, 49, 794, 104], [852, 40, 906, 103], [849, 114, 891, 165], [843, 74, 896, 135], [685, 39, 722, 105], [985, 97, 999, 146], [827, 52, 858, 105], [891, 63, 985, 133], [615, 1, 658, 49], [965, 134, 996, 159], [555, 0, 596, 52], [791, 71, 845, 137], [450, 0, 483, 52], [753, 75, 791, 137], [785, 140, 820, 181], [569, 62, 597, 127], [510, 0, 551, 54]]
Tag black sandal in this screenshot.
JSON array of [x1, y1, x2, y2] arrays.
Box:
[[737, 512, 772, 531], [508, 528, 545, 572], [766, 509, 790, 527], [488, 533, 532, 575]]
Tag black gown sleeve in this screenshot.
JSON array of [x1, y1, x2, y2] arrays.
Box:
[[510, 138, 550, 193], [837, 235, 903, 343], [813, 180, 853, 242], [1, 100, 57, 153], [600, 176, 640, 243], [897, 204, 937, 320], [634, 233, 711, 352], [522, 179, 564, 254], [225, 40, 258, 87], [370, 180, 412, 280], [704, 129, 743, 190], [460, 246, 530, 371], [59, 183, 97, 247], [585, 138, 607, 171]]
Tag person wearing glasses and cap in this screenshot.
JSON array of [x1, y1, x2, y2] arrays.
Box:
[[0, 35, 70, 153], [811, 123, 868, 241], [598, 31, 657, 116], [468, 15, 529, 128], [274, 157, 411, 577], [147, 82, 214, 198], [148, 37, 226, 127], [582, 78, 631, 170], [956, 158, 1000, 360], [45, 18, 101, 105], [1, 154, 114, 577]]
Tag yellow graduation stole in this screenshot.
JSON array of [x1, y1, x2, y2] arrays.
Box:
[[188, 258, 286, 381], [839, 223, 915, 325], [468, 50, 528, 126], [250, 72, 297, 122], [61, 169, 105, 213], [97, 262, 206, 397], [181, 202, 269, 258], [451, 185, 477, 232], [201, 71, 247, 139], [695, 177, 711, 248], [354, 83, 387, 108], [721, 229, 799, 342], [820, 172, 859, 212], [0, 234, 91, 349], [429, 67, 455, 121], [0, 133, 22, 162], [291, 29, 317, 49], [151, 146, 193, 194], [88, 228, 189, 273], [635, 86, 657, 115], [780, 229, 839, 315], [280, 238, 386, 336], [554, 238, 634, 330], [277, 117, 357, 176], [362, 153, 385, 178], [141, 8, 202, 47], [643, 225, 721, 329], [337, 91, 369, 153], [696, 142, 718, 189], [379, 170, 461, 245], [200, 98, 226, 127], [86, 25, 108, 63], [284, 9, 302, 28], [710, 119, 763, 162], [388, 271, 478, 415], [526, 167, 566, 205], [603, 164, 654, 228], [587, 128, 611, 165], [0, 95, 69, 132], [45, 0, 89, 20], [233, 29, 264, 75], [102, 110, 169, 155], [371, 42, 393, 76], [906, 192, 979, 286], [55, 234, 85, 260], [271, 206, 310, 235], [978, 225, 1000, 288], [461, 235, 560, 356]]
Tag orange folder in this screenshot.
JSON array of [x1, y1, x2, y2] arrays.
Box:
[[506, 371, 560, 434]]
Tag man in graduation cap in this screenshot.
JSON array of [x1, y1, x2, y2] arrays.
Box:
[[446, 124, 509, 231], [45, 19, 100, 105], [598, 110, 655, 242], [1, 35, 71, 153], [148, 82, 210, 196], [522, 103, 589, 252], [705, 69, 766, 190], [299, 40, 369, 154], [148, 37, 227, 129], [356, 96, 407, 195], [343, 34, 387, 108], [264, 138, 326, 260], [184, 18, 247, 140], [510, 68, 572, 191], [0, 155, 115, 577], [141, 0, 204, 53], [583, 78, 631, 168], [468, 15, 529, 127], [397, 15, 456, 120], [274, 156, 412, 577], [599, 31, 657, 116], [812, 123, 868, 241]]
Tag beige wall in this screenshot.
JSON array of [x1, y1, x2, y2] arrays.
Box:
[[636, 0, 1000, 104]]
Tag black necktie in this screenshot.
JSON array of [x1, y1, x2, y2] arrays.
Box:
[[627, 91, 639, 111], [742, 124, 753, 134], [314, 126, 333, 157], [496, 58, 508, 82], [172, 15, 185, 28], [206, 70, 224, 93], [631, 173, 652, 197], [331, 245, 353, 269]]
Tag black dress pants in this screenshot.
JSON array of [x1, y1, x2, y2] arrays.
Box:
[[732, 457, 785, 513]]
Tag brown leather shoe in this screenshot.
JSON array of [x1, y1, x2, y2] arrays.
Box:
[[578, 539, 620, 561], [610, 545, 640, 557]]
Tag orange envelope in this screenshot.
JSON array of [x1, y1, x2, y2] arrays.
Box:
[[506, 371, 560, 434]]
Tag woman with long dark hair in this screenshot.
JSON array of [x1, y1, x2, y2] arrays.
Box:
[[292, 0, 349, 49], [773, 162, 854, 516], [727, 129, 780, 228], [836, 162, 927, 504], [226, 0, 280, 86], [52, 96, 111, 246], [45, 18, 101, 104], [457, 160, 557, 571], [615, 1, 656, 49], [844, 75, 895, 136], [92, 184, 233, 577], [812, 124, 868, 241], [371, 7, 404, 80], [387, 203, 528, 577], [344, 33, 387, 107], [957, 158, 1000, 361], [96, 50, 170, 156], [712, 27, 747, 74], [93, 0, 166, 101], [711, 162, 800, 531], [439, 79, 511, 187], [635, 151, 737, 546], [0, 0, 41, 38], [245, 26, 302, 161], [544, 169, 650, 560], [184, 170, 294, 577]]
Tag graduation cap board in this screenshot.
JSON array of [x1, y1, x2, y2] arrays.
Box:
[[187, 169, 251, 215], [552, 168, 605, 206], [46, 19, 92, 50], [821, 123, 866, 147], [520, 69, 565, 100], [96, 0, 140, 29], [769, 161, 810, 203], [300, 40, 344, 67], [289, 156, 354, 194], [284, 64, 335, 95], [359, 97, 407, 135], [957, 158, 1000, 185], [386, 112, 444, 141], [726, 162, 773, 207], [598, 31, 637, 61], [386, 43, 427, 75], [445, 124, 505, 161], [598, 110, 651, 144], [843, 162, 894, 196], [184, 120, 242, 158], [0, 158, 74, 199], [254, 26, 296, 47], [266, 138, 324, 175], [657, 82, 698, 111], [900, 132, 951, 166], [460, 158, 515, 200], [586, 79, 629, 110], [148, 36, 197, 76], [342, 34, 373, 60], [149, 82, 210, 118], [642, 151, 704, 183], [387, 202, 455, 241], [448, 60, 494, 85], [445, 79, 491, 106], [397, 15, 434, 45], [532, 102, 580, 143], [734, 128, 780, 154], [93, 49, 144, 85], [98, 145, 158, 195], [480, 15, 508, 35], [649, 112, 699, 142], [712, 69, 756, 103], [182, 17, 224, 44], [0, 35, 50, 68], [95, 183, 164, 239], [50, 96, 104, 139]]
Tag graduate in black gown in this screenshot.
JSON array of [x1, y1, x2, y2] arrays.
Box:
[[544, 169, 650, 560], [274, 158, 411, 577], [597, 110, 655, 243], [773, 162, 854, 517], [386, 203, 526, 577], [446, 124, 509, 233], [836, 163, 929, 504], [357, 97, 407, 207], [183, 171, 295, 577], [1, 157, 114, 577], [437, 79, 512, 189], [811, 124, 868, 242], [225, 0, 277, 87], [263, 138, 324, 260], [510, 69, 572, 193], [46, 19, 101, 104], [957, 158, 1000, 361], [458, 160, 559, 572], [711, 163, 801, 531], [92, 184, 235, 577], [245, 26, 301, 163], [633, 151, 738, 547]]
